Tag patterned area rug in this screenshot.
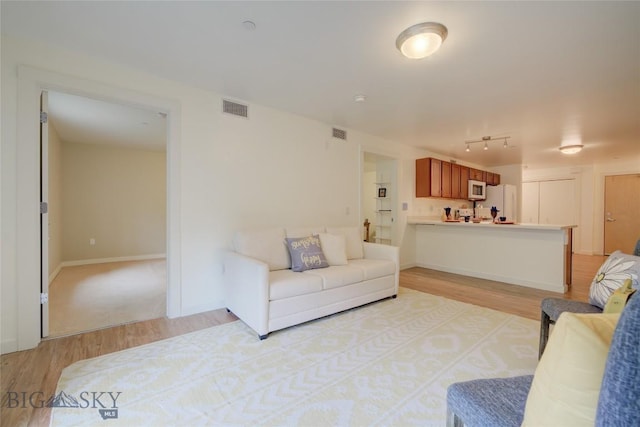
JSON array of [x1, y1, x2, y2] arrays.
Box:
[[51, 288, 539, 426]]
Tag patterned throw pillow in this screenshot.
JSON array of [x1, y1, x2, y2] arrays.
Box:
[[589, 251, 640, 309], [284, 235, 329, 272]]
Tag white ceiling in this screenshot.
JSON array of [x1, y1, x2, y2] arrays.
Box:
[[3, 1, 639, 167], [47, 92, 167, 150]]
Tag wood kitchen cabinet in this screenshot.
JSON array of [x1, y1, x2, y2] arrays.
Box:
[[460, 166, 469, 199], [469, 168, 485, 181], [416, 157, 442, 197], [486, 172, 501, 186], [451, 163, 461, 199], [441, 161, 452, 198], [417, 157, 497, 199]]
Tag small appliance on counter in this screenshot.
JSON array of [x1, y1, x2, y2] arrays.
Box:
[[475, 207, 491, 220], [458, 208, 473, 222]]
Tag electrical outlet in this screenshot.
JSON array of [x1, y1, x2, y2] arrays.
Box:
[[402, 202, 408, 211], [89, 238, 96, 245]]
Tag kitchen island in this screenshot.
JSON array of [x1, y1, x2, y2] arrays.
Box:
[[408, 217, 576, 293]]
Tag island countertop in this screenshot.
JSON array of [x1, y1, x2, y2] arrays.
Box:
[[407, 216, 577, 231], [408, 216, 576, 293]]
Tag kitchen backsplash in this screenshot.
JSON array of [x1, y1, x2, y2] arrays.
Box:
[[412, 197, 473, 219]]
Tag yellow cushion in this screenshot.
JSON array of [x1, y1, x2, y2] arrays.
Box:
[[522, 312, 620, 426]]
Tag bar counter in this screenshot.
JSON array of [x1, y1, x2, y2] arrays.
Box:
[[408, 217, 576, 293]]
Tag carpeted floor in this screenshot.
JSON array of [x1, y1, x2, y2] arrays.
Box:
[[49, 259, 166, 337], [51, 287, 538, 426]]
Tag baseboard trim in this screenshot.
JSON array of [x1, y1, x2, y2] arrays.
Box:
[[415, 262, 565, 294], [60, 254, 166, 268], [400, 262, 417, 270], [181, 299, 223, 318], [1, 339, 18, 355], [49, 263, 63, 284]]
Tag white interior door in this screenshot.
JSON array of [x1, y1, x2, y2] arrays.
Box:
[[521, 182, 540, 223], [40, 90, 49, 338], [539, 179, 576, 225]]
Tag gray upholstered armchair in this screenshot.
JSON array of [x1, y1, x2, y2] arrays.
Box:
[[540, 247, 640, 358], [446, 292, 640, 427]]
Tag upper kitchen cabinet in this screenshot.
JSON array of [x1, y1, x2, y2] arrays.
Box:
[[416, 157, 441, 197], [459, 166, 469, 199], [441, 161, 452, 198], [416, 157, 498, 199], [486, 172, 501, 186], [450, 164, 469, 199], [469, 168, 485, 181], [451, 163, 461, 199]]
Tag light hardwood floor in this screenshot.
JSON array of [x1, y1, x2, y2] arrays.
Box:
[[0, 254, 605, 426]]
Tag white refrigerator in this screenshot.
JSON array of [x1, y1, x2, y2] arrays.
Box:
[[485, 184, 517, 222]]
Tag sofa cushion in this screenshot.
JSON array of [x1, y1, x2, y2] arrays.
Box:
[[319, 233, 348, 266], [303, 265, 364, 290], [269, 270, 323, 300], [522, 312, 620, 426], [326, 226, 364, 259], [589, 250, 640, 309], [348, 258, 396, 280], [233, 227, 290, 271], [284, 235, 329, 272]]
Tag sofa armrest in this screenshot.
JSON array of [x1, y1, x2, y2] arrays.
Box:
[[363, 241, 399, 262], [223, 251, 270, 337], [363, 242, 400, 293]]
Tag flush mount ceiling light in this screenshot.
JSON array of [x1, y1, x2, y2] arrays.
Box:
[[559, 141, 584, 155], [396, 22, 448, 59]]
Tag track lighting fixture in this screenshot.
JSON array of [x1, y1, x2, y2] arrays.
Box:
[[464, 135, 511, 152]]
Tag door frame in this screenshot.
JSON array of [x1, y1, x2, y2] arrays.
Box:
[[16, 65, 182, 351], [40, 90, 50, 337], [359, 148, 399, 246]]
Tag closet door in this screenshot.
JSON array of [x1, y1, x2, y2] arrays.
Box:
[[521, 182, 539, 223], [539, 180, 576, 225]]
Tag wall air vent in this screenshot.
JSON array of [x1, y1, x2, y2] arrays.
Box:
[[332, 128, 347, 141], [222, 99, 248, 118]]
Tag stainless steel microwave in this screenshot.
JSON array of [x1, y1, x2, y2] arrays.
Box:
[[468, 180, 486, 200]]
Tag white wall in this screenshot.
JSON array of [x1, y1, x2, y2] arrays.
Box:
[[0, 36, 425, 353], [61, 142, 166, 261]]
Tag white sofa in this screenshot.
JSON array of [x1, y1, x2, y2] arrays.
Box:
[[223, 226, 399, 339]]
